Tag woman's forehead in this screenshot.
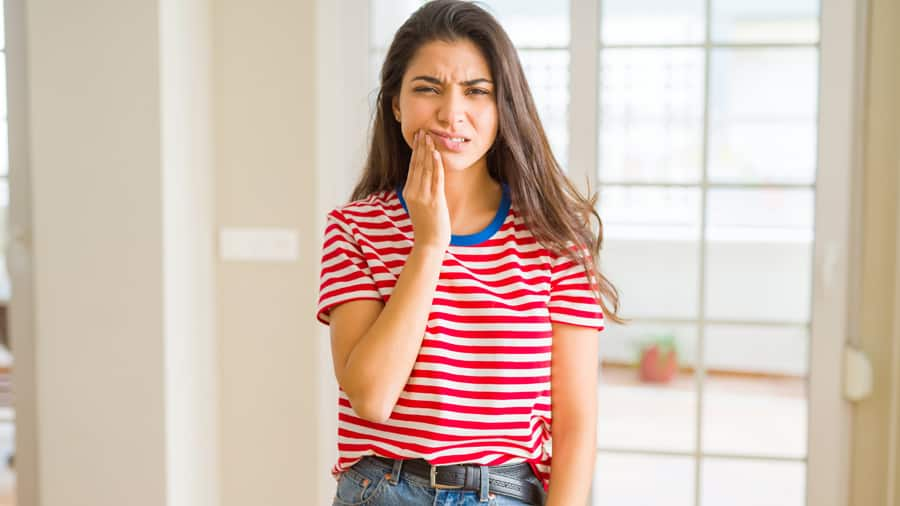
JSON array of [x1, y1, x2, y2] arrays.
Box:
[[405, 40, 492, 82]]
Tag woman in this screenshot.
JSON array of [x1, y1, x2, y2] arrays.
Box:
[[316, 1, 623, 504]]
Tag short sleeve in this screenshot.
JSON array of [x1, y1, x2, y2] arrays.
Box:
[[316, 209, 383, 325], [547, 248, 605, 331]]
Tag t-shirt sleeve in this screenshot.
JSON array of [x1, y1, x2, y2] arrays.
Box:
[[316, 209, 383, 325], [547, 248, 605, 331]]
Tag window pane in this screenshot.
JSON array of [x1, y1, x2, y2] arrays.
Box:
[[701, 458, 806, 506], [602, 0, 705, 45], [712, 0, 820, 44], [478, 0, 569, 47], [702, 324, 808, 458], [371, 0, 422, 49], [708, 48, 819, 184], [600, 186, 701, 319], [518, 49, 569, 169], [594, 453, 695, 506], [704, 188, 814, 322], [599, 322, 697, 452], [599, 49, 705, 183]]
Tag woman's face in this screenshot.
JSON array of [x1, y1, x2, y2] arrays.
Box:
[[392, 39, 499, 174]]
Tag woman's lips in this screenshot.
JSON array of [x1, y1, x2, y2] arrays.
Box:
[[433, 133, 470, 153]]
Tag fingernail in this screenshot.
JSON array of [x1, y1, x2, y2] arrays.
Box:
[[413, 131, 418, 142]]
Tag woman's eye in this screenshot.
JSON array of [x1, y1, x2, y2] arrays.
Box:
[[468, 89, 490, 96], [414, 87, 438, 94]]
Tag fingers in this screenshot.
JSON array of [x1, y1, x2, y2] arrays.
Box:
[[416, 130, 427, 192], [403, 130, 420, 197], [421, 133, 435, 196], [404, 129, 442, 201], [432, 147, 444, 198]]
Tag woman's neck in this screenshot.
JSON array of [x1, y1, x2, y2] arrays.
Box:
[[443, 164, 503, 234]]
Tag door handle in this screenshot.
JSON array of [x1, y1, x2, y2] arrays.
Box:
[[844, 345, 873, 402]]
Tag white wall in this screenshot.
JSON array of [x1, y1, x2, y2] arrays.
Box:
[[160, 0, 220, 505]]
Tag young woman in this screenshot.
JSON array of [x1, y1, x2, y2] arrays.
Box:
[[316, 1, 622, 505]]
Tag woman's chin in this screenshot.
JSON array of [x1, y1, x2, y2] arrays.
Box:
[[441, 157, 480, 173]]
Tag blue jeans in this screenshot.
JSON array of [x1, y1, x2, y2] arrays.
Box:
[[331, 456, 545, 506]]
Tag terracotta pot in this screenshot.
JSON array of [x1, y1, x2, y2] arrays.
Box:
[[639, 345, 678, 383]]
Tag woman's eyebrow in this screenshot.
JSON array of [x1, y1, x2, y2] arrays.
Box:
[[410, 75, 493, 86]]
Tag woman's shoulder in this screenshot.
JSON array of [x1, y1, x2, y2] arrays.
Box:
[[327, 189, 403, 224]]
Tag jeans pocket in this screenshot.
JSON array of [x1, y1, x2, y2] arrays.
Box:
[[332, 468, 387, 506]]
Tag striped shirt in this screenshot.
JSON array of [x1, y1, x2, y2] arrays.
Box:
[[316, 184, 604, 490]]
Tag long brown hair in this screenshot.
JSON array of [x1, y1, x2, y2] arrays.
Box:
[[350, 0, 624, 324]]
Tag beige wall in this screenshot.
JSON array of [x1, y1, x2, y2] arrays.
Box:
[[852, 0, 900, 503], [215, 1, 321, 505]]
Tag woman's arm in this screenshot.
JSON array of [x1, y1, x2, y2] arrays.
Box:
[[545, 321, 600, 506], [330, 244, 445, 423], [329, 131, 451, 423]]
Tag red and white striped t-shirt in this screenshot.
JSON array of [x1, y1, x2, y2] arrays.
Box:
[[316, 184, 604, 489]]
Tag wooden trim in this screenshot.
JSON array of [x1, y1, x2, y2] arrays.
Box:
[[601, 360, 803, 382]]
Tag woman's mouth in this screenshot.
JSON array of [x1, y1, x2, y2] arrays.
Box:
[[431, 131, 471, 153]]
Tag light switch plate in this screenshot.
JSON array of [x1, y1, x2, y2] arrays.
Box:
[[219, 227, 299, 262]]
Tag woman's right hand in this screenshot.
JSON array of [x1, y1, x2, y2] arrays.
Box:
[[402, 130, 451, 251]]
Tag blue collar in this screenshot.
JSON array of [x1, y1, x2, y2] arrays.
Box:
[[395, 182, 511, 246]]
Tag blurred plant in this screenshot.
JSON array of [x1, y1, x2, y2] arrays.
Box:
[[634, 332, 679, 383], [628, 332, 678, 361]]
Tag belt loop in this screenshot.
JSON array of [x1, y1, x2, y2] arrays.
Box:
[[389, 459, 403, 486], [479, 465, 490, 502]]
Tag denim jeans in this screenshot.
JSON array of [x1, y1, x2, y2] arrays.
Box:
[[331, 456, 545, 506]]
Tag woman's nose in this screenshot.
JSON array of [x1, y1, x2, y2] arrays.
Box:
[[437, 91, 466, 124]]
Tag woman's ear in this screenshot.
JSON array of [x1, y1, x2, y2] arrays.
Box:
[[392, 96, 401, 122]]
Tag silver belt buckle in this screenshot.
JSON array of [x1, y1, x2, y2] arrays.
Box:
[[430, 464, 463, 490]]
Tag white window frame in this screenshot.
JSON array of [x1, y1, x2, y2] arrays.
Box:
[[569, 0, 859, 505]]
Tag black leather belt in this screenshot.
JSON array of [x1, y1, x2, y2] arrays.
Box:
[[370, 456, 546, 505]]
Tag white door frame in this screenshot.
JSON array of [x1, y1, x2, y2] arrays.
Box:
[[808, 0, 866, 504]]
